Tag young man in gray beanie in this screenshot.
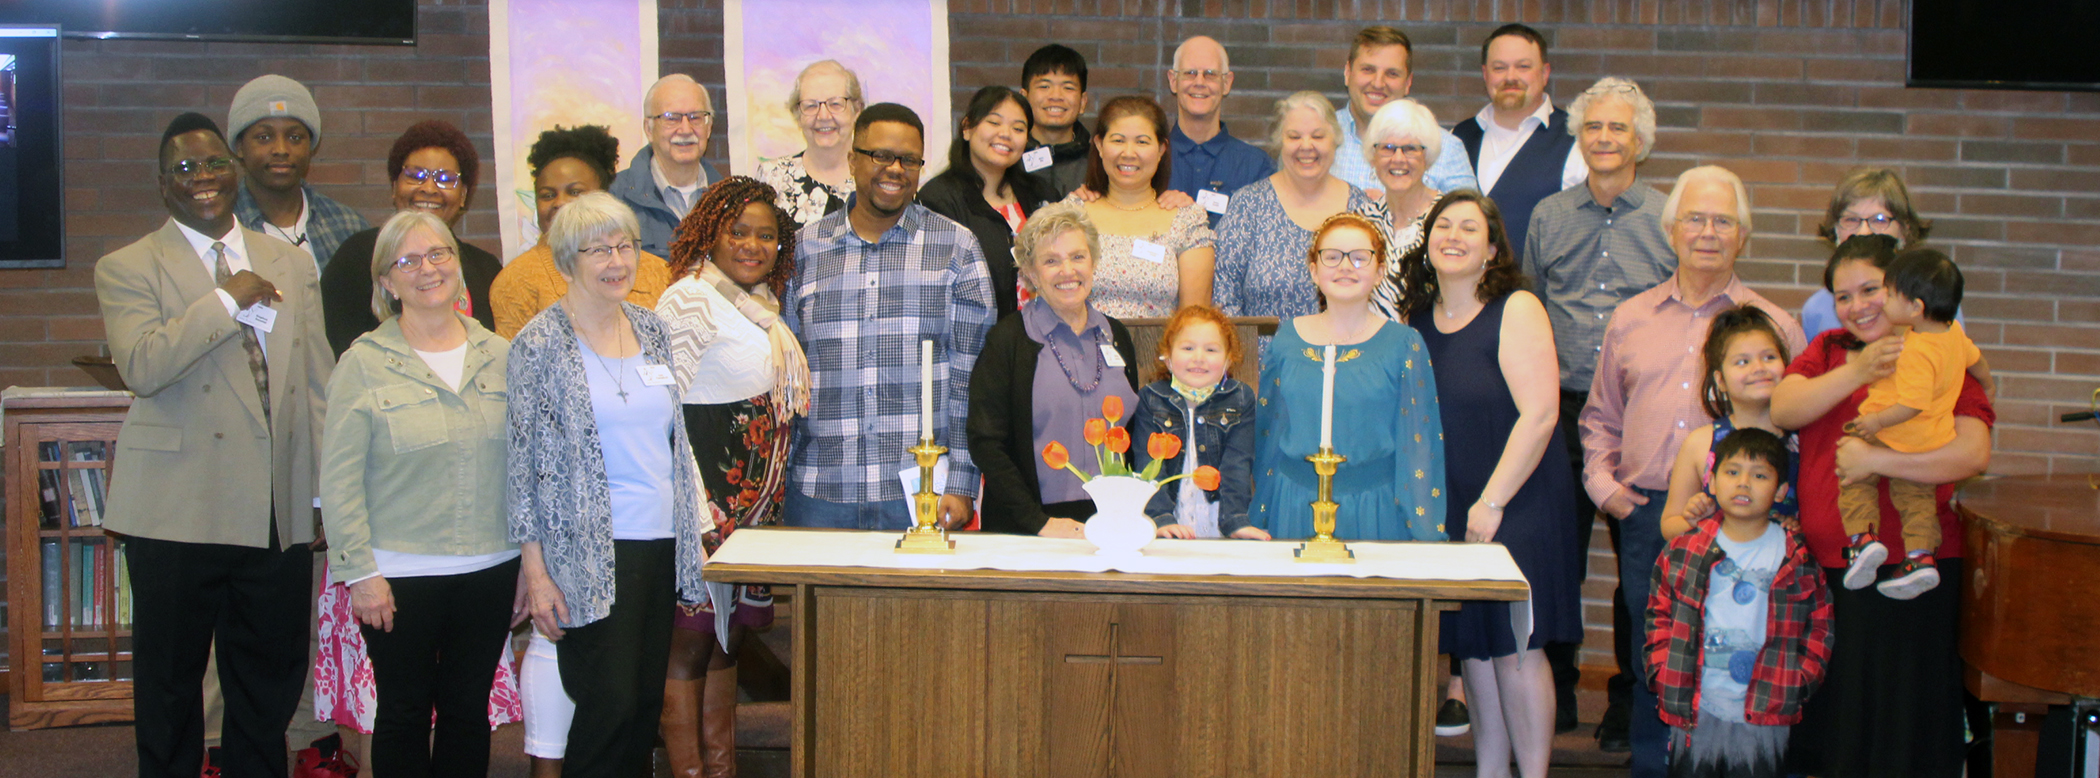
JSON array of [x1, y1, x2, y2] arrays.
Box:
[[228, 74, 370, 272]]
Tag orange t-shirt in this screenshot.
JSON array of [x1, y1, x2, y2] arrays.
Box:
[[1858, 321, 1979, 453]]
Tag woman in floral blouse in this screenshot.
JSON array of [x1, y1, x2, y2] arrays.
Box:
[[754, 60, 861, 225]]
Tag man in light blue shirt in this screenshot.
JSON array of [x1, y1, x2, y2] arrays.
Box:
[[1332, 26, 1476, 195]]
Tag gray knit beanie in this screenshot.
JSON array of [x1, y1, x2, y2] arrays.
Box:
[[227, 75, 321, 146]]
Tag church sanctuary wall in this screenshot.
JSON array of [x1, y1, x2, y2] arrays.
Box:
[[10, 0, 2099, 665]]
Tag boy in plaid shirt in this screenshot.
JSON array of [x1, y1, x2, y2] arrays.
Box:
[[1646, 428, 1833, 777]]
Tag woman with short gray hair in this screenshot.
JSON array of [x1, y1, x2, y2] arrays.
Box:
[[755, 60, 863, 224], [508, 191, 714, 778], [1358, 98, 1446, 320]]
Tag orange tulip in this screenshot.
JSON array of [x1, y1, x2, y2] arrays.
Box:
[[1083, 418, 1107, 446], [1104, 426, 1131, 454], [1102, 395, 1125, 422], [1193, 465, 1222, 491], [1147, 432, 1183, 461], [1043, 441, 1071, 470]]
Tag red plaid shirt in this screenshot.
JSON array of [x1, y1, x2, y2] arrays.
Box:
[[1646, 516, 1834, 728]]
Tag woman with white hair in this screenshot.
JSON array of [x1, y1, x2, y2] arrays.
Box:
[[1213, 91, 1376, 342], [755, 60, 862, 225], [508, 191, 714, 778], [1359, 98, 1446, 321]]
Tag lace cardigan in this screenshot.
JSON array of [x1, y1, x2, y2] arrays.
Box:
[[505, 301, 714, 627]]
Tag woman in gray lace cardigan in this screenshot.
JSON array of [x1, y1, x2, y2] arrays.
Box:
[[507, 192, 713, 778]]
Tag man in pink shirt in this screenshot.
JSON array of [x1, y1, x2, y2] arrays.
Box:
[[1578, 164, 1807, 778]]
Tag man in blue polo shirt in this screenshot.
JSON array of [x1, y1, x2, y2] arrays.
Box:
[[1165, 36, 1273, 226]]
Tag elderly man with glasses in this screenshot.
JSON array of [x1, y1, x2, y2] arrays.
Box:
[[1578, 164, 1806, 778], [1165, 36, 1273, 226], [612, 74, 721, 257]]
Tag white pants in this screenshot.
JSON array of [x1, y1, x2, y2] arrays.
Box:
[[520, 630, 575, 759]]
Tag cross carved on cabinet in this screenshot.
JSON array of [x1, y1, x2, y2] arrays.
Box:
[[1062, 622, 1162, 667]]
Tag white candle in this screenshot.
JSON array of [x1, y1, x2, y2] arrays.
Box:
[[1319, 344, 1336, 449], [920, 339, 934, 441]]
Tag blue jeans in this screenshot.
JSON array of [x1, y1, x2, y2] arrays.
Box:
[[1617, 485, 1671, 778], [782, 488, 914, 531]]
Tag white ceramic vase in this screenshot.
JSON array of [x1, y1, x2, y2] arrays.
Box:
[[1081, 476, 1161, 557]]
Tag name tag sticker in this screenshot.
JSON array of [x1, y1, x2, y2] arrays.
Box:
[[1022, 146, 1053, 172], [898, 456, 951, 496], [235, 303, 278, 333], [1197, 189, 1230, 214], [1131, 239, 1169, 264], [1099, 344, 1127, 368], [637, 364, 676, 386]]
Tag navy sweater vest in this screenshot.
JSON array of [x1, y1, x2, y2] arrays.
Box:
[[1452, 108, 1575, 263]]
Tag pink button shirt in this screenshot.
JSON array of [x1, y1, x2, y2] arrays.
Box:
[[1578, 273, 1807, 507]]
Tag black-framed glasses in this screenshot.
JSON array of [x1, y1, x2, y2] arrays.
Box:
[[648, 110, 714, 125], [401, 166, 462, 190], [1837, 213, 1898, 232], [854, 147, 926, 171], [167, 156, 235, 182], [1372, 142, 1426, 158], [1316, 249, 1378, 268], [1175, 68, 1225, 82], [388, 245, 456, 274], [796, 99, 853, 118], [578, 241, 638, 262]]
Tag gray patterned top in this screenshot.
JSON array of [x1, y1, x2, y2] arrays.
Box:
[[506, 301, 713, 627]]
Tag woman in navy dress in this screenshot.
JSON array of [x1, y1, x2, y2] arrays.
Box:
[[1397, 191, 1580, 778]]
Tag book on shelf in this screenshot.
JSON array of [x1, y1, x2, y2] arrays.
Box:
[[41, 540, 60, 628], [37, 442, 62, 528], [115, 542, 132, 628]]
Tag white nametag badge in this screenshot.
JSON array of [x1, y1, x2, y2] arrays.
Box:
[[637, 364, 676, 386], [898, 456, 951, 496], [1099, 343, 1127, 368], [1197, 189, 1230, 214], [235, 303, 278, 333], [1131, 239, 1169, 264], [1022, 146, 1053, 172]]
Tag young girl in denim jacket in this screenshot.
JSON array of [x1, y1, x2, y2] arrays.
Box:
[[1130, 305, 1266, 539]]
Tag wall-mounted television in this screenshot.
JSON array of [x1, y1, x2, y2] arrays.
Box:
[[0, 1, 415, 45], [1909, 0, 2100, 91], [0, 25, 61, 269]]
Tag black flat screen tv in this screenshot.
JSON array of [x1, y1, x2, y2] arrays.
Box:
[[0, 0, 415, 45], [0, 25, 62, 269], [1909, 0, 2100, 91]]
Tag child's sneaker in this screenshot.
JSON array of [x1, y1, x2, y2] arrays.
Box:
[[1878, 553, 1941, 600], [1842, 532, 1887, 590]]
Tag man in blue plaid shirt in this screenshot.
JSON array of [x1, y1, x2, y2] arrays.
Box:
[[782, 103, 995, 531]]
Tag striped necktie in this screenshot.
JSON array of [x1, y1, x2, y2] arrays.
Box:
[[212, 241, 271, 428]]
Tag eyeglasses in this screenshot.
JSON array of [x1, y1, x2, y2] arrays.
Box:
[[854, 147, 926, 171], [1584, 82, 1641, 96], [1372, 142, 1426, 158], [1316, 249, 1378, 269], [387, 245, 456, 274], [1174, 68, 1226, 82], [647, 110, 714, 125], [796, 99, 853, 118], [167, 156, 235, 182], [401, 166, 463, 190], [578, 241, 638, 262], [1677, 212, 1742, 235], [1837, 213, 1898, 232]]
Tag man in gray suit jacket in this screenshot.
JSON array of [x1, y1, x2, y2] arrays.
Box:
[[95, 113, 331, 778]]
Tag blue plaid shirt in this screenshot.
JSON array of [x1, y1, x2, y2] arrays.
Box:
[[783, 201, 994, 502], [234, 183, 371, 273], [1334, 109, 1478, 195]]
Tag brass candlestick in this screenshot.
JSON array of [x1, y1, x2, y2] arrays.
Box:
[[1295, 447, 1356, 563], [895, 436, 956, 554]]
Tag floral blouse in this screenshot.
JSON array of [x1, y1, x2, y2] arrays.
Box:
[[755, 152, 851, 227], [1058, 194, 1215, 319]]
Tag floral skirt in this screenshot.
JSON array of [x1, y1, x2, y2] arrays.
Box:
[[677, 395, 792, 633], [313, 565, 524, 733]]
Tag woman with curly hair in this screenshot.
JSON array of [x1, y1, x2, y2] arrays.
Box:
[[490, 124, 675, 338], [652, 176, 809, 777]]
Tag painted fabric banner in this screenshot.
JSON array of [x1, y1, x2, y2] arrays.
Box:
[[725, 0, 951, 179], [490, 0, 659, 260]]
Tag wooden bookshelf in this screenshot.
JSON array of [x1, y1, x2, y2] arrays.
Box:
[[3, 388, 135, 730]]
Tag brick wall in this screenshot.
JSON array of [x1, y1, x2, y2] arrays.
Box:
[[9, 0, 2099, 666]]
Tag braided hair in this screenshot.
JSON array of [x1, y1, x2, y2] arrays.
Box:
[[666, 176, 800, 298]]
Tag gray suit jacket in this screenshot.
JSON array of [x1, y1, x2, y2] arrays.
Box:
[[94, 219, 331, 547]]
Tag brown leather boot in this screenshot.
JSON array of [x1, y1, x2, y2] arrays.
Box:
[[660, 677, 704, 778], [700, 665, 739, 778]]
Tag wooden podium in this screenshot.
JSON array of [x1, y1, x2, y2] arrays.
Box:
[[704, 529, 1528, 777]]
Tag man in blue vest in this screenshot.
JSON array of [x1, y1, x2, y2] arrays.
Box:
[[1166, 35, 1274, 226], [1451, 23, 1585, 259]]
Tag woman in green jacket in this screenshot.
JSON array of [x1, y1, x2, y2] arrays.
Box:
[[319, 209, 520, 778]]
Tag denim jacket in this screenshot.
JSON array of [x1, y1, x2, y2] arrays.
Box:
[[1129, 377, 1256, 533]]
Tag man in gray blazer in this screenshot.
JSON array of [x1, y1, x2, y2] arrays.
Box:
[[95, 112, 330, 778]]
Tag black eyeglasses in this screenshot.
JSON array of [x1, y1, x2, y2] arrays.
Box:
[[1372, 143, 1426, 158], [1316, 249, 1378, 269], [854, 147, 926, 171], [401, 166, 463, 190], [647, 110, 714, 125], [167, 156, 235, 182]]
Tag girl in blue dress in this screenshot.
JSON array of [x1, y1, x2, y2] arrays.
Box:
[[1250, 212, 1446, 542]]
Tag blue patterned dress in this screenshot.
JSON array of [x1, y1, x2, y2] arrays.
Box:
[[1250, 319, 1447, 542], [1212, 177, 1377, 326]]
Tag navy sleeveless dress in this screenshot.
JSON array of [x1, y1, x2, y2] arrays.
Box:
[[1411, 293, 1583, 659]]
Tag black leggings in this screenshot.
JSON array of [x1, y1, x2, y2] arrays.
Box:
[[361, 557, 520, 778]]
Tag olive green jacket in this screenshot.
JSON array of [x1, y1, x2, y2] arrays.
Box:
[[319, 315, 516, 583]]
